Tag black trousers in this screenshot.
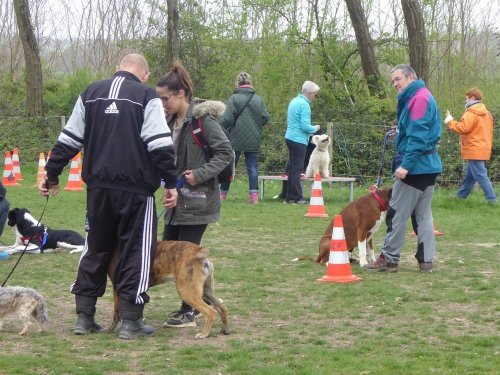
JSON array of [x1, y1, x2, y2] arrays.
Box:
[[285, 139, 307, 201], [71, 188, 157, 305]]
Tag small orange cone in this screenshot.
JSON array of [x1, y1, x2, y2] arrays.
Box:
[[11, 147, 23, 181], [433, 223, 444, 236], [76, 151, 83, 174], [33, 152, 46, 187], [64, 154, 84, 191], [2, 151, 19, 186], [317, 215, 362, 283], [410, 221, 443, 236], [304, 173, 328, 218]]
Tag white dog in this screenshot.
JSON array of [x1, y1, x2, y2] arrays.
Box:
[[0, 286, 48, 335], [305, 134, 331, 178]]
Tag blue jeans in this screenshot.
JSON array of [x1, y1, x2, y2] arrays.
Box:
[[457, 160, 497, 202], [220, 151, 259, 193], [285, 139, 307, 202]]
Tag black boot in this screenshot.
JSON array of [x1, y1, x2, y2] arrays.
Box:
[[118, 299, 154, 340], [119, 319, 155, 340], [74, 295, 102, 335]]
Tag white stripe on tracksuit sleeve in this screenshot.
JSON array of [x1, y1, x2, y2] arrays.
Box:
[[142, 97, 173, 151], [58, 95, 85, 149]]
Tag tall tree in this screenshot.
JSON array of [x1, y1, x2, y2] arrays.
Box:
[[401, 0, 429, 83], [13, 0, 44, 116], [166, 0, 180, 65], [344, 0, 386, 98]]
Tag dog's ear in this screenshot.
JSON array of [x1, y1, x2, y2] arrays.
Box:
[[7, 209, 18, 227], [312, 135, 319, 145]]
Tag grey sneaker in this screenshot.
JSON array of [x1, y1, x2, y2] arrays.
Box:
[[294, 199, 309, 205], [163, 310, 197, 328], [74, 313, 102, 335]]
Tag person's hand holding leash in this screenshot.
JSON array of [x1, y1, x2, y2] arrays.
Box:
[[38, 178, 59, 197], [162, 188, 178, 209], [395, 166, 408, 180]]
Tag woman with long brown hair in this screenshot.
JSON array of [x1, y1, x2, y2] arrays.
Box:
[[156, 62, 233, 327]]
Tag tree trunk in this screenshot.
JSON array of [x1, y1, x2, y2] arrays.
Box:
[[344, 0, 386, 98], [166, 0, 180, 65], [13, 0, 44, 116], [401, 0, 429, 83]]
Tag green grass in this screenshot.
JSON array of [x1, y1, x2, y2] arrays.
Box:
[[0, 164, 499, 374]]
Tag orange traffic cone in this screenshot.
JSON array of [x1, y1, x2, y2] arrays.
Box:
[[2, 151, 19, 186], [64, 154, 84, 191], [11, 147, 23, 181], [304, 173, 328, 218], [317, 215, 362, 283], [433, 223, 444, 236], [33, 152, 46, 187], [410, 221, 443, 236], [76, 151, 82, 174]]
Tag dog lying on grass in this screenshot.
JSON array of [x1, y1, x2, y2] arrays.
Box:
[[6, 208, 85, 254], [294, 186, 392, 268], [0, 286, 48, 335], [107, 240, 229, 339]]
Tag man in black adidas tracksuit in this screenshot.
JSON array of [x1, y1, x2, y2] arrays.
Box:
[[40, 54, 178, 339]]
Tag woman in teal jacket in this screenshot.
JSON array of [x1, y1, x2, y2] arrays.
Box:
[[284, 81, 320, 204]]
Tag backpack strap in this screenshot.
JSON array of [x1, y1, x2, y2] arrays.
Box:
[[190, 117, 211, 161], [228, 93, 255, 132]]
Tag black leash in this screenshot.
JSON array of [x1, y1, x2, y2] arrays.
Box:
[[375, 129, 394, 188], [1, 196, 49, 287]]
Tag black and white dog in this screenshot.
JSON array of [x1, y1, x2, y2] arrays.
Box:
[[5, 208, 85, 254]]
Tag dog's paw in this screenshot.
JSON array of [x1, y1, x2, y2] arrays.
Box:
[[291, 258, 299, 262], [194, 332, 208, 339]]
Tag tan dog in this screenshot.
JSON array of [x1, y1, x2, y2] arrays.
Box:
[[108, 241, 229, 339], [294, 187, 392, 268], [305, 134, 331, 178]]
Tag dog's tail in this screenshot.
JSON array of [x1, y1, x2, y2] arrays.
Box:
[[36, 295, 49, 323], [291, 256, 316, 262], [202, 260, 229, 335]]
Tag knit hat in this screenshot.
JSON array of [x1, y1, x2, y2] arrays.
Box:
[[237, 72, 252, 86]]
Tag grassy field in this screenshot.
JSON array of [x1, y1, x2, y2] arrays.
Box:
[[0, 165, 499, 375]]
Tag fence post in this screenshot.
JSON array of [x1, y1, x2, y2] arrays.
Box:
[[60, 116, 66, 129], [327, 122, 333, 176]]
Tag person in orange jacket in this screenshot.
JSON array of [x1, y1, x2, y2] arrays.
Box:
[[444, 87, 497, 203]]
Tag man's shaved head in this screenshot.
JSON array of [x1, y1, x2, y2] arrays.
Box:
[[117, 53, 150, 83]]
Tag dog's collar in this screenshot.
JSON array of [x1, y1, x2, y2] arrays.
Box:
[[21, 226, 48, 251], [370, 185, 388, 211]]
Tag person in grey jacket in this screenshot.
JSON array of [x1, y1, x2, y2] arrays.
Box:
[[219, 72, 270, 203], [156, 62, 233, 328]]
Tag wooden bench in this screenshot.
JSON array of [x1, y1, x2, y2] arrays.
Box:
[[258, 175, 356, 202]]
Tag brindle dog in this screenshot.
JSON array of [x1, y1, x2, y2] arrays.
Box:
[[107, 240, 229, 339]]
